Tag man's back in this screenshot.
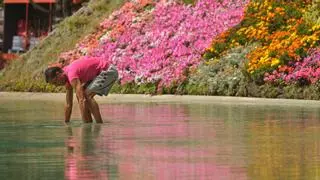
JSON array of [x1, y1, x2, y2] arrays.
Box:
[[63, 57, 109, 84]]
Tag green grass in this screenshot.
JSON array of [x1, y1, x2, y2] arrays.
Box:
[[0, 0, 125, 92], [182, 0, 196, 5]]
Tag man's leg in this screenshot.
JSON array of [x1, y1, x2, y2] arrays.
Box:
[[85, 93, 103, 123], [85, 66, 119, 123], [76, 94, 93, 123], [85, 103, 93, 123]]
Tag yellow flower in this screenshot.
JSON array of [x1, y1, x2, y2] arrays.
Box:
[[244, 28, 251, 35], [271, 58, 280, 67], [311, 35, 319, 41], [312, 25, 320, 31], [238, 28, 245, 33], [257, 21, 264, 26], [260, 56, 267, 63]]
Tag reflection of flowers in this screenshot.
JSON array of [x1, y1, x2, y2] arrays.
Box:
[[102, 103, 249, 179], [58, 0, 248, 89]]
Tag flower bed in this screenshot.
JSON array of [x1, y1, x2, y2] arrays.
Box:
[[58, 0, 248, 90], [264, 48, 320, 86], [205, 0, 320, 84]]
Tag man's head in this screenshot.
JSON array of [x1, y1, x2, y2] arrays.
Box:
[[44, 66, 67, 86]]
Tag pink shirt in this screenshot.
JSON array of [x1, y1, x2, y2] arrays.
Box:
[[63, 57, 109, 84]]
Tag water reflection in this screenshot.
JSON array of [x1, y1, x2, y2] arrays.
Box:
[[1, 99, 320, 179], [247, 110, 320, 180], [67, 104, 247, 180], [65, 125, 117, 180]]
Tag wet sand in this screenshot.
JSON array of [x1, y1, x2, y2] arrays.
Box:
[[1, 92, 320, 107]]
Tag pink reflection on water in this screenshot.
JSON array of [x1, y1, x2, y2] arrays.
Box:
[[101, 104, 194, 138], [65, 104, 247, 180], [64, 125, 109, 180], [117, 146, 229, 180]]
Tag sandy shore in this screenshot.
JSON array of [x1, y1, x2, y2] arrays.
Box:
[[1, 92, 320, 107]]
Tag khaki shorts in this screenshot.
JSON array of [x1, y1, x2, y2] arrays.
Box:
[[86, 65, 118, 96]]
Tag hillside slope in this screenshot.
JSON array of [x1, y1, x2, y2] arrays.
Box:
[[0, 0, 125, 92], [1, 0, 320, 100], [46, 0, 249, 94], [0, 0, 248, 94]]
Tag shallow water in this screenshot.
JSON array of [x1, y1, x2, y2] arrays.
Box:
[[0, 99, 320, 180]]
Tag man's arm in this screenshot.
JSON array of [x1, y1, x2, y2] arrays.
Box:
[[65, 85, 73, 123], [70, 79, 89, 122]]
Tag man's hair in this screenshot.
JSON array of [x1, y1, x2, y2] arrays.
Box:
[[44, 66, 63, 83]]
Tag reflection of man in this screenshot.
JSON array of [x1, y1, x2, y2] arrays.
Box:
[[65, 125, 110, 180]]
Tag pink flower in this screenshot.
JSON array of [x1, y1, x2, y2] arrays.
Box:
[[59, 0, 248, 88]]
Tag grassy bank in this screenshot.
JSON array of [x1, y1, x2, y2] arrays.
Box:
[[0, 0, 125, 92]]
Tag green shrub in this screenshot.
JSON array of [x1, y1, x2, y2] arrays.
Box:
[[187, 44, 258, 96], [64, 15, 90, 32]]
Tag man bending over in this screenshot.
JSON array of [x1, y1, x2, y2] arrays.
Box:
[[44, 57, 118, 123]]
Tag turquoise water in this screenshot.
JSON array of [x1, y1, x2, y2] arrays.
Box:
[[1, 99, 320, 180]]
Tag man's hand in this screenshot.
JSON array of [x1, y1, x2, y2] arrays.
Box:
[[64, 120, 71, 126]]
